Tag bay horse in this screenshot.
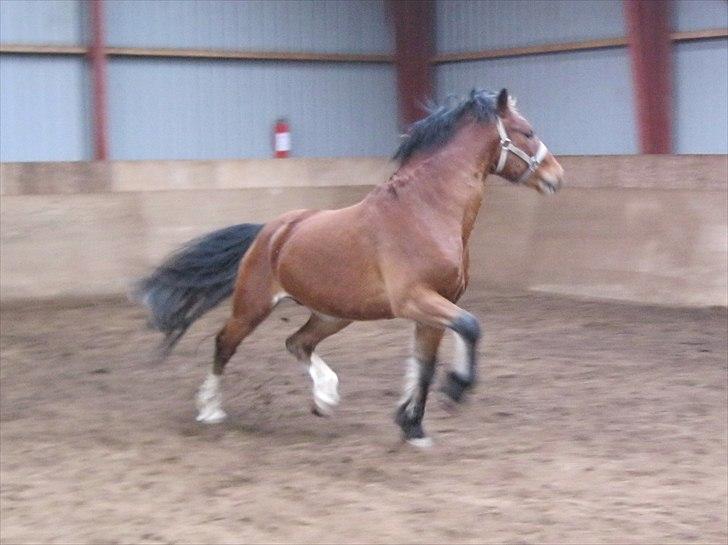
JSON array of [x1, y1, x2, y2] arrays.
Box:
[[134, 89, 564, 447]]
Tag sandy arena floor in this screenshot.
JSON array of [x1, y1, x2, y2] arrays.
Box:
[[1, 287, 726, 544]]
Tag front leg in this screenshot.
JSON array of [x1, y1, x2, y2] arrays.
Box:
[[395, 288, 482, 406], [395, 323, 444, 447], [441, 312, 481, 403]]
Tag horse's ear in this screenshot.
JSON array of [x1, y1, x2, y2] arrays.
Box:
[[497, 88, 510, 114]]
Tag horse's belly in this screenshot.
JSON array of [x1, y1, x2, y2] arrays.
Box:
[[283, 272, 392, 321]]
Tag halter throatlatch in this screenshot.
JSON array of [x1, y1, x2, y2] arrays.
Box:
[[494, 117, 549, 185]]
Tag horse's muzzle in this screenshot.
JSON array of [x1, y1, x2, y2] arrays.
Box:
[[535, 162, 564, 195], [537, 177, 562, 195]]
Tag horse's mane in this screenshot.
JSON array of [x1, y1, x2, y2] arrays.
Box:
[[393, 89, 499, 164]]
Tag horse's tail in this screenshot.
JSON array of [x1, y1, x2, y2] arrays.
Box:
[[131, 223, 265, 357]]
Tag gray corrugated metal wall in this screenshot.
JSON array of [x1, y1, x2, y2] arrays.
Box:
[[104, 0, 396, 160], [674, 0, 727, 31], [436, 48, 637, 155], [108, 59, 397, 159], [435, 0, 625, 53], [435, 0, 636, 155], [0, 55, 91, 161], [2, 0, 726, 161], [674, 40, 728, 154], [0, 0, 396, 161], [0, 0, 90, 161], [0, 0, 85, 44], [673, 0, 728, 153], [105, 0, 391, 53], [435, 0, 727, 155]]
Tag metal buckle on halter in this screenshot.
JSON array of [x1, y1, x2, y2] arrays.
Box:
[[501, 138, 511, 148]]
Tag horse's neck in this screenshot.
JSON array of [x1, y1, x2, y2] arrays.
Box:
[[387, 124, 494, 243]]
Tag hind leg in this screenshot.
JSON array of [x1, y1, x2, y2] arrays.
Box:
[[285, 313, 351, 416], [195, 312, 267, 422], [197, 252, 274, 423]]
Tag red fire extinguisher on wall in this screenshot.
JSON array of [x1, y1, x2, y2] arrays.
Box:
[[273, 118, 291, 158]]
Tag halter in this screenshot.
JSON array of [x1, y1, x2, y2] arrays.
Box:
[[494, 117, 549, 185]]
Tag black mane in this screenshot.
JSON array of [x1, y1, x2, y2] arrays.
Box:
[[393, 89, 499, 164]]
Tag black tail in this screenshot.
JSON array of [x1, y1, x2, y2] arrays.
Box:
[[132, 223, 264, 356]]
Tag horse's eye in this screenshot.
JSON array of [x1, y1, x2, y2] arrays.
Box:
[[525, 131, 534, 139]]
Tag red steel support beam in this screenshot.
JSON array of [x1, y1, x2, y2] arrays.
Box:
[[624, 0, 674, 154], [390, 0, 435, 128], [89, 0, 109, 160]]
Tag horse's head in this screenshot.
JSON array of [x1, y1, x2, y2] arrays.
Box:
[[489, 89, 564, 195]]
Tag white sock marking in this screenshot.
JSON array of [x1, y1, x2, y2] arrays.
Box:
[[453, 331, 470, 379], [309, 353, 339, 415], [400, 357, 420, 415], [196, 372, 227, 423]]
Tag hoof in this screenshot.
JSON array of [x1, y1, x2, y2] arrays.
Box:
[[312, 396, 336, 417], [406, 436, 433, 449], [440, 371, 471, 404], [395, 403, 430, 445], [311, 377, 339, 417], [196, 407, 227, 424]]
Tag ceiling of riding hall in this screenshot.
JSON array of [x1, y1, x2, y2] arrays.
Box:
[[0, 0, 725, 161]]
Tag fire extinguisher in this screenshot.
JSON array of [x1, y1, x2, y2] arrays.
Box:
[[273, 118, 291, 158]]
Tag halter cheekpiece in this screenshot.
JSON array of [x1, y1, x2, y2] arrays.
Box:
[[494, 117, 548, 185]]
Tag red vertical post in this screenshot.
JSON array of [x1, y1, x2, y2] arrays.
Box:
[[89, 0, 109, 161], [624, 0, 673, 154], [390, 0, 435, 128]]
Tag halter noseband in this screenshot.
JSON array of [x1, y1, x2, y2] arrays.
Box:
[[494, 117, 549, 185]]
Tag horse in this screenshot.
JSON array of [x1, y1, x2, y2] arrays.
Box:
[[134, 88, 564, 447]]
